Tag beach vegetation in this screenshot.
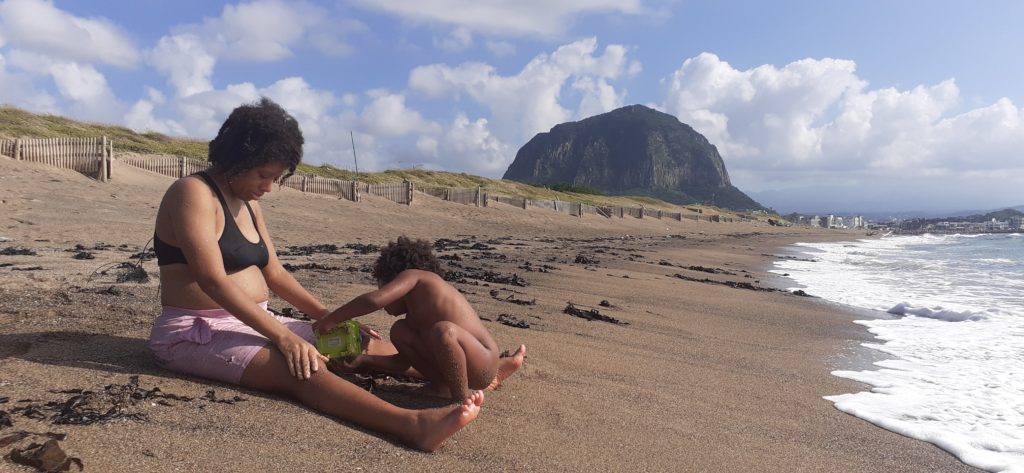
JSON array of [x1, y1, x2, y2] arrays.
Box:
[[0, 105, 770, 217]]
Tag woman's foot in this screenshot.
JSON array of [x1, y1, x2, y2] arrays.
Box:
[[411, 391, 484, 452], [487, 344, 526, 391]]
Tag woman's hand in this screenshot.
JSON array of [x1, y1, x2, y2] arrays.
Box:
[[275, 331, 328, 380]]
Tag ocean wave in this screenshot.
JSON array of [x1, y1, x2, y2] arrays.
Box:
[[886, 302, 986, 322]]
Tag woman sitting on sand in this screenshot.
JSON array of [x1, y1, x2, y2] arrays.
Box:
[[147, 97, 480, 452]]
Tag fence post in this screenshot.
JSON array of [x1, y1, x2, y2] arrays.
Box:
[[97, 138, 107, 182], [553, 197, 559, 212], [301, 176, 308, 193], [13, 139, 21, 161], [352, 181, 360, 202], [102, 136, 110, 181], [475, 186, 481, 207], [405, 180, 413, 205], [179, 156, 186, 178], [522, 197, 528, 209], [106, 139, 113, 180]]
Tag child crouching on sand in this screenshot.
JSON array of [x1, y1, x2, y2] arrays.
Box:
[[314, 236, 521, 401]]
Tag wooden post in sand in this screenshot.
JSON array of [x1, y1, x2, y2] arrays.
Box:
[[404, 180, 414, 205], [106, 139, 114, 180], [13, 139, 21, 161], [179, 156, 187, 178], [301, 175, 308, 193], [99, 138, 109, 182], [522, 197, 528, 209]]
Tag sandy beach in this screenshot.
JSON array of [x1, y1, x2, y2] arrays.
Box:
[[0, 156, 979, 472]]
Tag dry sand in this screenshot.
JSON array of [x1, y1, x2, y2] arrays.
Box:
[[0, 156, 979, 472]]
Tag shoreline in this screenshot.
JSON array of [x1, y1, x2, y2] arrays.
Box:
[[761, 238, 900, 374], [0, 157, 980, 472]]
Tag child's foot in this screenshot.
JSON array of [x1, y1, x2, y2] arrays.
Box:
[[412, 391, 484, 452], [487, 344, 526, 391]]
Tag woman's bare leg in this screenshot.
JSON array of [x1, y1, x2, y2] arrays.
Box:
[[241, 346, 483, 452]]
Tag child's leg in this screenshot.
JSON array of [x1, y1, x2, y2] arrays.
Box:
[[425, 321, 498, 401], [389, 319, 445, 383], [334, 335, 423, 378]]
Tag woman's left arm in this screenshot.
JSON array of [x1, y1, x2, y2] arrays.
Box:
[[251, 201, 329, 320]]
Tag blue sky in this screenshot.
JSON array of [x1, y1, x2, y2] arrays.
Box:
[[1, 0, 1022, 214]]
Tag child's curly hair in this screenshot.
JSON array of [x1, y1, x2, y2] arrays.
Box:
[[373, 236, 443, 284]]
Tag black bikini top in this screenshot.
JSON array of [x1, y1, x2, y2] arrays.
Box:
[[154, 172, 270, 272]]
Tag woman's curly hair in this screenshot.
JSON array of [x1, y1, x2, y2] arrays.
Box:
[[373, 236, 443, 284], [208, 97, 303, 179]]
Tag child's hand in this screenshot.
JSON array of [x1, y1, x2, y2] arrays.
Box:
[[358, 322, 382, 340], [312, 316, 337, 335]]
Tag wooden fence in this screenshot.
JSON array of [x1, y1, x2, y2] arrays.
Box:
[[0, 137, 113, 181], [361, 181, 414, 205], [120, 155, 210, 178], [418, 186, 481, 206], [412, 185, 726, 223], [281, 174, 361, 201], [2, 138, 737, 224]]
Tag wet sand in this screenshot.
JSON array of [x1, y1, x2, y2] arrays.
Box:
[[0, 157, 980, 472]]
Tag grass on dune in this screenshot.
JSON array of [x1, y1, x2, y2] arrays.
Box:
[[2, 105, 748, 216]]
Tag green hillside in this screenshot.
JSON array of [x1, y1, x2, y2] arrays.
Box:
[[0, 106, 208, 158], [1, 105, 761, 217]]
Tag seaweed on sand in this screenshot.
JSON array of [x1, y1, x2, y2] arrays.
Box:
[[563, 303, 628, 325]]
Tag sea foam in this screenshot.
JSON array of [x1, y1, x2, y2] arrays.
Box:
[[774, 234, 1024, 472]]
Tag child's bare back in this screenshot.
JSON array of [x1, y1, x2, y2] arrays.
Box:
[[314, 236, 522, 401], [383, 269, 499, 399]]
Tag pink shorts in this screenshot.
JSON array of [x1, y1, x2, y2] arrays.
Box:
[[148, 302, 315, 385]]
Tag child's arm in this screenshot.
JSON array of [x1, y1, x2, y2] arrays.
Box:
[[312, 270, 421, 333]]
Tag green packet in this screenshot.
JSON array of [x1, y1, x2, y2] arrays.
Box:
[[315, 319, 363, 359]]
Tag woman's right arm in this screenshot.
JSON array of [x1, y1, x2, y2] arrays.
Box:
[[167, 179, 325, 380]]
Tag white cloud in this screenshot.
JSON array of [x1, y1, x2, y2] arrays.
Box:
[[485, 40, 516, 57], [434, 27, 473, 52], [148, 34, 216, 97], [572, 77, 625, 120], [146, 1, 362, 100], [49, 62, 112, 103], [125, 99, 187, 136], [167, 0, 362, 62], [436, 113, 513, 176], [0, 0, 138, 67], [358, 90, 440, 137], [0, 51, 60, 113], [409, 37, 633, 146], [351, 0, 644, 38], [661, 52, 1024, 212], [260, 77, 337, 138]]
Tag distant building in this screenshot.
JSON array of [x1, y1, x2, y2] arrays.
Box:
[[810, 216, 821, 228], [984, 219, 1010, 232]]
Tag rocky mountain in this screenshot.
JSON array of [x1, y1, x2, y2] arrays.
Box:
[[503, 105, 763, 210]]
